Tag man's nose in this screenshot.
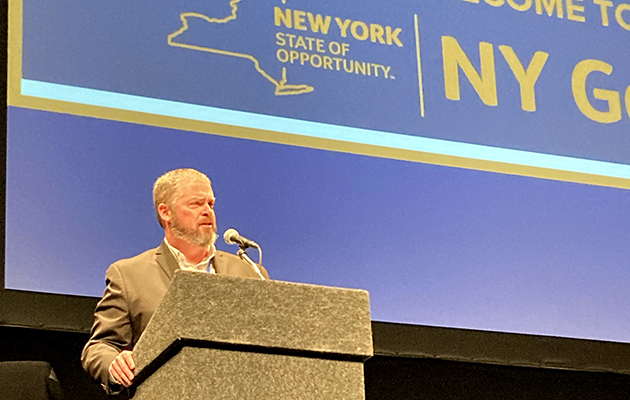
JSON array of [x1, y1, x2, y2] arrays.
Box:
[[201, 203, 214, 215]]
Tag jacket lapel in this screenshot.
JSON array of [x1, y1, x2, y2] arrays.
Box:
[[155, 241, 180, 280], [212, 251, 228, 275]]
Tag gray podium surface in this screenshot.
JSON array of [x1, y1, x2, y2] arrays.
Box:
[[131, 271, 373, 399]]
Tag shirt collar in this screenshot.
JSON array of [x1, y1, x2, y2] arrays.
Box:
[[164, 238, 216, 273]]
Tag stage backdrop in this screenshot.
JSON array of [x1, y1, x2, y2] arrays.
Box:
[[5, 0, 630, 342]]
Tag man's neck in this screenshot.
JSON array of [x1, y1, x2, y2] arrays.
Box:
[[164, 233, 209, 264]]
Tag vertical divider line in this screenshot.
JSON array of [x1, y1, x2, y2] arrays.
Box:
[[414, 14, 425, 118]]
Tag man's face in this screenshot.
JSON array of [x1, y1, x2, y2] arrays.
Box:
[[168, 180, 217, 247]]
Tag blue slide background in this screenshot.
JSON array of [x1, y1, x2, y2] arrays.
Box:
[[6, 106, 630, 343], [21, 0, 630, 165], [7, 0, 630, 344]]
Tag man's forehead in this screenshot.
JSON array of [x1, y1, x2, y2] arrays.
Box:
[[178, 180, 214, 197]]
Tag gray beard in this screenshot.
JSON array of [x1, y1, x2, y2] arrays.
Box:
[[170, 217, 217, 248]]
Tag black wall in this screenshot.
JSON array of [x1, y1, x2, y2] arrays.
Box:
[[365, 356, 630, 399]]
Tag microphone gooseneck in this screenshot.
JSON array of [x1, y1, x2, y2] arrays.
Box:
[[223, 228, 265, 280]]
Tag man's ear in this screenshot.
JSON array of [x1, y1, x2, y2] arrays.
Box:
[[157, 203, 172, 225]]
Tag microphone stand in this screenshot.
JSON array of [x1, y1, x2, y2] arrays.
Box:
[[237, 248, 265, 280]]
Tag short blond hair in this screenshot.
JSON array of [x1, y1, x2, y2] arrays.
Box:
[[153, 168, 211, 228]]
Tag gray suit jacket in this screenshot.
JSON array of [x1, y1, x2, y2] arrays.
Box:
[[81, 242, 268, 393]]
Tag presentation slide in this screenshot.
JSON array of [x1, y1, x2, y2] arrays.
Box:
[[5, 0, 630, 342]]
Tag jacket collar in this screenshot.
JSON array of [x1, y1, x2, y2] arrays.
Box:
[[155, 241, 180, 280]]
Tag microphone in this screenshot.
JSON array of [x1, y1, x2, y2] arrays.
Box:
[[223, 228, 260, 249]]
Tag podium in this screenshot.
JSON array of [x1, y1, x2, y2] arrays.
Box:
[[131, 271, 373, 399]]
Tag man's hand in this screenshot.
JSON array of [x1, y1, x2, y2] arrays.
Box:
[[109, 350, 135, 387]]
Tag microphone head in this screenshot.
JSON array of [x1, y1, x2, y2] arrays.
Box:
[[223, 228, 239, 245]]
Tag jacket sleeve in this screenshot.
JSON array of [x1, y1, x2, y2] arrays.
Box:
[[81, 264, 132, 394]]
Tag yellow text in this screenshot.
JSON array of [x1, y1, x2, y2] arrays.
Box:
[[275, 7, 403, 47], [442, 36, 549, 112], [572, 59, 630, 123], [460, 0, 585, 22]]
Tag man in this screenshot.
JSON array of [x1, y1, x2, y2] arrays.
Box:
[[81, 168, 268, 394]]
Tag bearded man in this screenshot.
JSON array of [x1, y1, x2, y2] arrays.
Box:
[[81, 168, 269, 395]]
